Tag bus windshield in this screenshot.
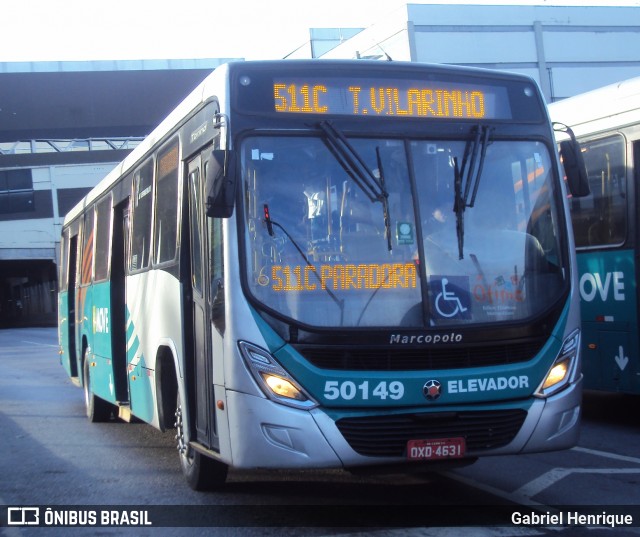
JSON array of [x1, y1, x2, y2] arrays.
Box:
[[242, 133, 566, 328]]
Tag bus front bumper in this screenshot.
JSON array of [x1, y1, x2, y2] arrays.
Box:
[[224, 376, 582, 470]]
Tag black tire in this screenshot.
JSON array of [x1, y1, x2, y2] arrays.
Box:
[[83, 353, 112, 423], [175, 391, 228, 491]]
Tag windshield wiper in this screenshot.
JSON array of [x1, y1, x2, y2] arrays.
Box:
[[318, 121, 393, 251], [375, 146, 393, 252], [453, 124, 492, 259]]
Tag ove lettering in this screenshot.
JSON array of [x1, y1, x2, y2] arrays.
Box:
[[579, 271, 625, 302]]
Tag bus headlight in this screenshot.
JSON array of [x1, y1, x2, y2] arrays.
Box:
[[238, 341, 318, 409], [535, 329, 580, 398], [263, 374, 305, 400]]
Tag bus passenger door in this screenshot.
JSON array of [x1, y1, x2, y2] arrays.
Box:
[[66, 233, 79, 378], [186, 156, 218, 449], [111, 201, 129, 403]]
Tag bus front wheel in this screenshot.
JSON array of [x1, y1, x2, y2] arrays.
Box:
[[82, 354, 112, 422], [175, 392, 228, 490]]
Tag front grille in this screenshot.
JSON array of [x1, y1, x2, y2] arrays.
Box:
[[294, 338, 545, 371], [335, 409, 527, 457]]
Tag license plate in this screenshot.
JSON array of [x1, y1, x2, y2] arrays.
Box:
[[407, 437, 466, 460]]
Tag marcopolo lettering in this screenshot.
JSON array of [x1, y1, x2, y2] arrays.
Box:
[[389, 332, 463, 345], [448, 375, 529, 393]]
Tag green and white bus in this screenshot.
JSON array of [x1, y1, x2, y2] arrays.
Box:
[[58, 60, 586, 490], [550, 77, 640, 395]]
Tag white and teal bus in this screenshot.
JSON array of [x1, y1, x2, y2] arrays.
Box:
[[58, 60, 586, 490], [550, 77, 640, 396]]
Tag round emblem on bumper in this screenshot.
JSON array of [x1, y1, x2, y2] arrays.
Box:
[[423, 379, 442, 401]]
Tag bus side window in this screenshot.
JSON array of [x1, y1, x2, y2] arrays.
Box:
[[570, 135, 626, 248], [80, 208, 94, 285], [209, 217, 225, 333], [154, 140, 180, 265], [130, 160, 154, 271], [94, 195, 112, 282]]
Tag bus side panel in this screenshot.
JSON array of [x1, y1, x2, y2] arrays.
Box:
[[125, 273, 155, 425], [578, 249, 639, 393], [126, 270, 183, 427], [76, 284, 92, 367], [88, 281, 116, 403]]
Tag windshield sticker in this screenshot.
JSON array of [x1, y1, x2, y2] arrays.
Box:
[[396, 222, 414, 245], [429, 276, 472, 320], [472, 274, 522, 317]]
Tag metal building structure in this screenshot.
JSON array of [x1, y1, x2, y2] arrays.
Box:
[[0, 59, 233, 326], [315, 3, 640, 102]]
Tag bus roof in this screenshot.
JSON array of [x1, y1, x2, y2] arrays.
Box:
[[548, 77, 640, 137]]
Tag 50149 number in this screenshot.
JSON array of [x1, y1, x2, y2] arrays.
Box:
[[324, 380, 404, 401]]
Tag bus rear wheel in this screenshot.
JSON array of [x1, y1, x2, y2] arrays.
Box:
[[82, 354, 112, 422], [175, 392, 228, 490]]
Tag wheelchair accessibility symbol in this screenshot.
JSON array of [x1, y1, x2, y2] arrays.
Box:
[[430, 276, 471, 319]]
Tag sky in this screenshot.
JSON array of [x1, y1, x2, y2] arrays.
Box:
[[1, 0, 639, 63]]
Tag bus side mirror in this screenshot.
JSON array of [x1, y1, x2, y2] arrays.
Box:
[[559, 140, 590, 198], [205, 149, 236, 218], [553, 123, 590, 198]]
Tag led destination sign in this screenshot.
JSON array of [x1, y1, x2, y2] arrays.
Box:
[[271, 263, 418, 292], [273, 77, 511, 119]]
